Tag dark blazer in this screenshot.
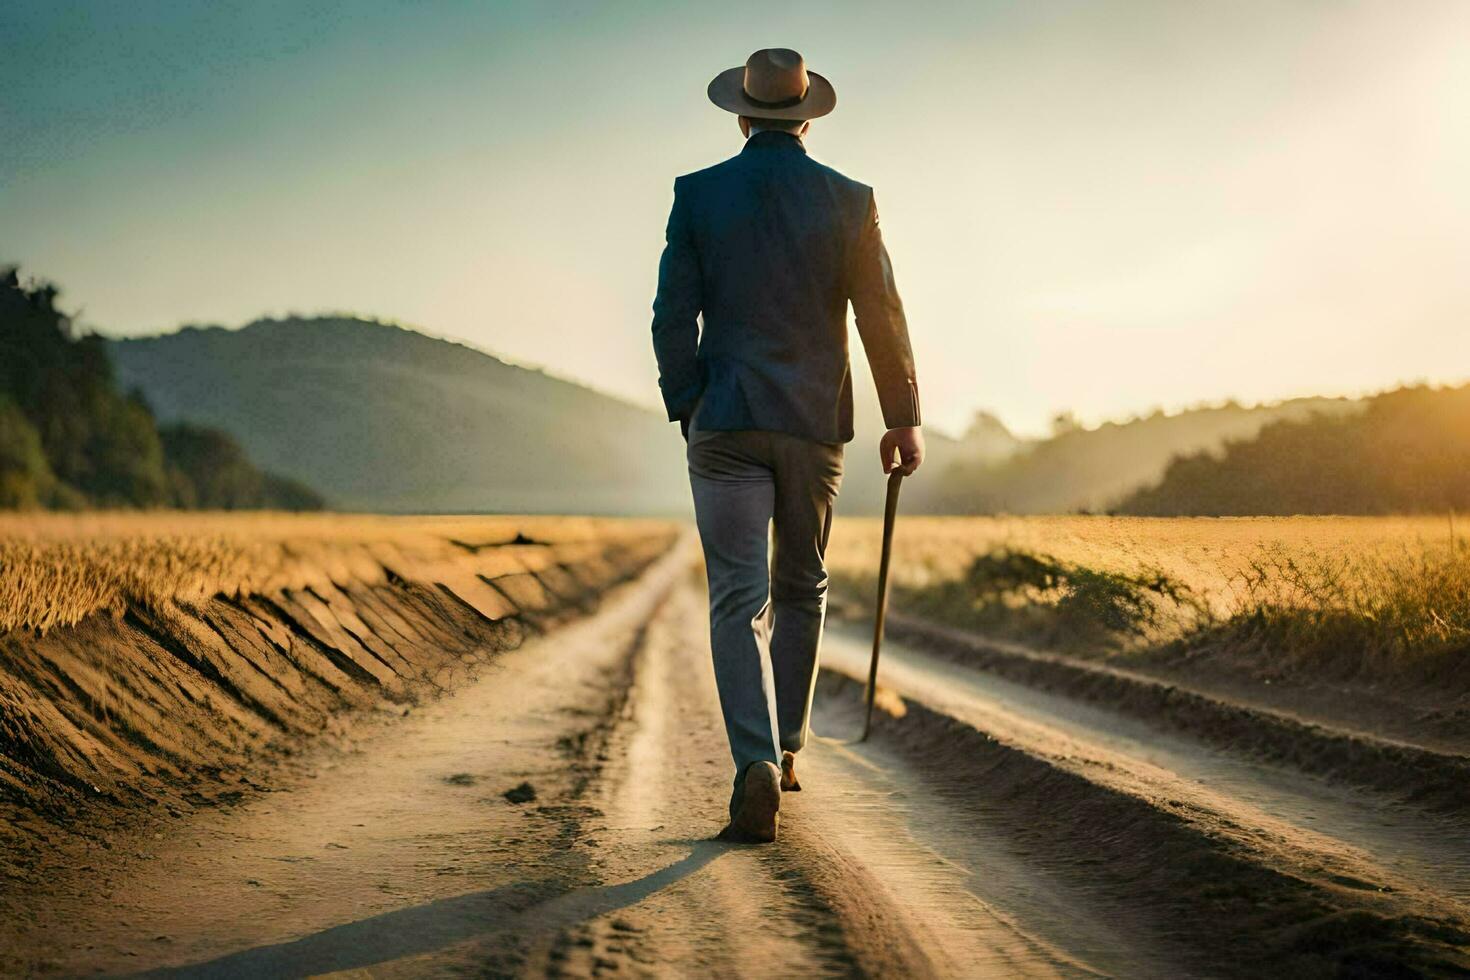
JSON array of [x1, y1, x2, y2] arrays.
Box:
[[651, 130, 920, 444]]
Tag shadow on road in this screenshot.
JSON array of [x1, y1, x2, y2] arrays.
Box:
[[129, 841, 728, 979]]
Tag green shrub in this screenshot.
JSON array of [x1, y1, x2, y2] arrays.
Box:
[[891, 547, 1200, 653]]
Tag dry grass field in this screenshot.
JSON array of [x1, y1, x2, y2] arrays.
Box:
[[0, 512, 673, 634], [828, 515, 1470, 693]]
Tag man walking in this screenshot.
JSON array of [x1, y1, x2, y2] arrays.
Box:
[[651, 48, 924, 843]]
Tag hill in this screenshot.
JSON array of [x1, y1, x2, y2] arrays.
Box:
[[928, 396, 1359, 514], [1118, 383, 1470, 515], [0, 268, 320, 511], [109, 317, 690, 515], [842, 398, 1021, 514], [110, 316, 1009, 517]]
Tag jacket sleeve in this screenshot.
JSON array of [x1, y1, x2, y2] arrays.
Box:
[[651, 177, 703, 423], [849, 188, 921, 430]]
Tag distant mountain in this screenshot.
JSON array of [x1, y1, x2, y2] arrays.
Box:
[[842, 401, 1022, 515], [109, 317, 1022, 517], [111, 313, 1395, 519], [928, 396, 1360, 514], [953, 410, 1027, 463], [1118, 383, 1470, 515], [109, 318, 689, 515]]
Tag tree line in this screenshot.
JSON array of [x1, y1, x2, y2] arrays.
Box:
[[0, 268, 322, 510], [1118, 383, 1470, 516]]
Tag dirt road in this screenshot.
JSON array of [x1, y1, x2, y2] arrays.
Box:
[[11, 541, 1468, 977]]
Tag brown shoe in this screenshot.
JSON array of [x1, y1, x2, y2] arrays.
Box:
[[780, 751, 802, 792], [718, 761, 781, 843]]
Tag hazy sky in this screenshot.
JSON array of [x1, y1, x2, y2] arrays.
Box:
[[4, 0, 1468, 436]]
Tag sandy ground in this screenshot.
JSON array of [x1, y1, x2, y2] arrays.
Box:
[[5, 540, 1468, 977]]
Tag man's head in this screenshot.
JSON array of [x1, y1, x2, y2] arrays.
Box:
[[708, 48, 835, 132], [738, 115, 811, 140]]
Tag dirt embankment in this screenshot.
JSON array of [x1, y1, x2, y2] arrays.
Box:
[[862, 611, 1470, 814], [0, 515, 678, 886], [815, 666, 1470, 978]]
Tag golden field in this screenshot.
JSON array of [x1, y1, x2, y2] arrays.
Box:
[[0, 512, 674, 634], [828, 515, 1470, 680]]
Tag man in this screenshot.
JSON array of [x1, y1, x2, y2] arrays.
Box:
[[651, 48, 924, 843]]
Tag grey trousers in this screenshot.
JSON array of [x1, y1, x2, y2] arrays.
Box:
[[687, 423, 844, 785]]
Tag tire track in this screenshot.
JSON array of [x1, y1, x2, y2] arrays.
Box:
[[816, 634, 1470, 976], [823, 623, 1470, 906], [874, 611, 1470, 812]]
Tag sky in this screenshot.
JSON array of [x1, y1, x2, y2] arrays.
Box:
[[3, 0, 1468, 437]]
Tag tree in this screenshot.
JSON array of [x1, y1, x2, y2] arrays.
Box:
[[0, 267, 324, 511], [0, 397, 54, 508]]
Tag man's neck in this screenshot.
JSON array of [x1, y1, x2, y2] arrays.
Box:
[[748, 126, 803, 141]]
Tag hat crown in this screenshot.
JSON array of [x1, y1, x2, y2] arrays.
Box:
[[707, 48, 834, 120], [743, 48, 809, 105]]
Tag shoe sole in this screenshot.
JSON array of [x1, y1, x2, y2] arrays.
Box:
[[727, 761, 781, 843]]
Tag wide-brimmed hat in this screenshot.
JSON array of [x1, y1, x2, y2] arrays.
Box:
[[707, 48, 836, 121]]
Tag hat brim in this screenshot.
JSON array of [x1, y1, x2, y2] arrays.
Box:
[[706, 66, 836, 120]]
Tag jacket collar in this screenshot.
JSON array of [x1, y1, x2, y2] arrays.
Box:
[[741, 130, 807, 155]]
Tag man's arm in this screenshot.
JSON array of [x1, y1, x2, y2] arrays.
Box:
[[651, 177, 702, 430], [850, 188, 924, 473]]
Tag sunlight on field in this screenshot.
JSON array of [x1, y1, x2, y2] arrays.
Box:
[[829, 515, 1470, 677], [0, 513, 673, 633], [831, 515, 1464, 614]]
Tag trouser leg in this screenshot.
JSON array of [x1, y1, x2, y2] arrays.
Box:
[[687, 432, 780, 785], [768, 434, 844, 754]]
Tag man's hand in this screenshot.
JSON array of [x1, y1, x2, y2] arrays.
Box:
[[879, 426, 924, 476]]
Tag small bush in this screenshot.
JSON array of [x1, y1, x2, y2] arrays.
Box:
[[890, 547, 1201, 653]]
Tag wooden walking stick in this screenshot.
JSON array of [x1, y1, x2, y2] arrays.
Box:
[[861, 469, 904, 742]]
